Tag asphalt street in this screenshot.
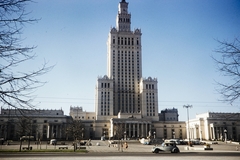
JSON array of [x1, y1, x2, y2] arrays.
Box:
[[0, 140, 239, 160]]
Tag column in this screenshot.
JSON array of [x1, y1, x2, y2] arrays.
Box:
[[149, 123, 152, 135], [51, 125, 53, 139], [141, 123, 144, 137], [137, 123, 139, 138], [133, 123, 135, 138], [129, 123, 131, 138], [59, 125, 62, 138], [145, 123, 148, 137], [47, 125, 50, 139], [125, 123, 127, 133], [56, 125, 58, 138]]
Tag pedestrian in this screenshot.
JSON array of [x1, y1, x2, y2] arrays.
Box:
[[125, 142, 128, 149]]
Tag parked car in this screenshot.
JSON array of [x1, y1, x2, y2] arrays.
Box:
[[108, 140, 117, 144], [169, 139, 181, 145], [101, 136, 105, 141], [79, 140, 86, 145], [50, 139, 57, 145], [152, 140, 180, 153], [192, 139, 200, 145]]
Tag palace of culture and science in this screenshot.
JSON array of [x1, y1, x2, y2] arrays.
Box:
[[78, 0, 183, 139], [1, 0, 239, 142]]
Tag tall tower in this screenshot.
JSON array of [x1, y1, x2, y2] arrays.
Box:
[[116, 0, 131, 32], [107, 0, 142, 116], [95, 0, 158, 121]]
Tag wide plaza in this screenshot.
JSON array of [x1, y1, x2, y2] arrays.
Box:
[[0, 140, 239, 153]]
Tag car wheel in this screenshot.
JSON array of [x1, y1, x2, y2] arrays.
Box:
[[171, 148, 179, 153], [155, 149, 160, 153]]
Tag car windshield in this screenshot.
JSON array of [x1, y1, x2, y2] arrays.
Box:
[[162, 142, 175, 147]]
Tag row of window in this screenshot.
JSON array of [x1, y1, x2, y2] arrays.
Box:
[[146, 84, 154, 89], [166, 117, 176, 120], [146, 96, 155, 99], [147, 113, 155, 116], [118, 18, 130, 23], [113, 59, 140, 66], [101, 83, 110, 88], [112, 51, 140, 60], [101, 112, 110, 115], [75, 116, 95, 120], [112, 37, 140, 46]]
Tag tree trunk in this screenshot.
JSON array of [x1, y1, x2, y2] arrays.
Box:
[[28, 135, 31, 150], [19, 139, 22, 152]]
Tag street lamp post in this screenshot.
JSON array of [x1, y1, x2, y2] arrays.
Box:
[[183, 105, 192, 146], [200, 130, 202, 141]]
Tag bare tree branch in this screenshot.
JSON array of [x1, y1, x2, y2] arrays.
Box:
[[212, 38, 240, 104], [0, 0, 53, 110]]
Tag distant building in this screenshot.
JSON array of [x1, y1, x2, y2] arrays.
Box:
[[69, 106, 95, 121], [159, 108, 179, 121], [0, 108, 71, 141], [187, 112, 240, 141]]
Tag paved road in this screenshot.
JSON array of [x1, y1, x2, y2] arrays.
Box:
[[0, 140, 239, 160], [0, 152, 240, 160]]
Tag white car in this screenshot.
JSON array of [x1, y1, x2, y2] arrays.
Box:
[[152, 141, 180, 153], [50, 139, 57, 145]]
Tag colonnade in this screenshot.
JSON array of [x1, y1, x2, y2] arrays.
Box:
[[47, 124, 62, 139], [111, 120, 152, 138]]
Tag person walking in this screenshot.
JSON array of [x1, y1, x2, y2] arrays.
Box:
[[125, 142, 128, 149]]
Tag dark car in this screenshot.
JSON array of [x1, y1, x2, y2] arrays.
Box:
[[152, 140, 180, 153]]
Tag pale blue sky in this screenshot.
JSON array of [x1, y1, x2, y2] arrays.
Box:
[[20, 0, 240, 121]]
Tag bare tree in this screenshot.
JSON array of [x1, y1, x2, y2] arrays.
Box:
[[0, 0, 52, 110], [113, 123, 124, 151], [213, 38, 240, 104], [66, 119, 84, 151], [16, 117, 35, 151], [66, 120, 85, 141]]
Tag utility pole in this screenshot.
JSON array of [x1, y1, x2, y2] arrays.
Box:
[[183, 105, 192, 146]]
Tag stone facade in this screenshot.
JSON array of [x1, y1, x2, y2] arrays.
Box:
[[187, 112, 240, 141], [0, 108, 71, 141], [92, 0, 165, 140]]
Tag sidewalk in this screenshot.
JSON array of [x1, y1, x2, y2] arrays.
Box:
[[86, 140, 240, 153], [0, 140, 239, 153]]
